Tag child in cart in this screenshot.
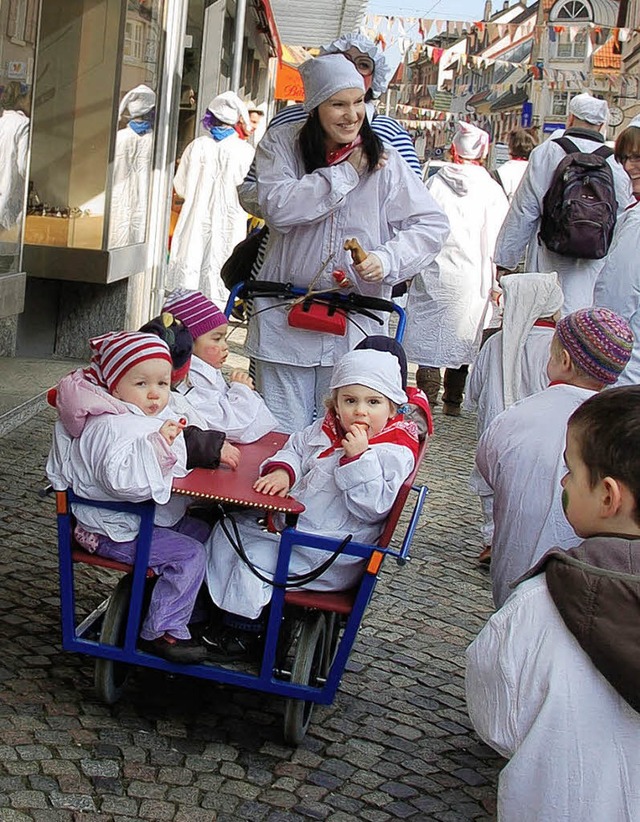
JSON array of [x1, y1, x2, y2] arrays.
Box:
[[161, 288, 280, 443], [46, 331, 213, 664], [202, 348, 421, 657]]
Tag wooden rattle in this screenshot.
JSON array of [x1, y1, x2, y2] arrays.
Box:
[[344, 238, 367, 265]]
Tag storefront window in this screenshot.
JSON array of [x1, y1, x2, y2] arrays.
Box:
[[0, 0, 37, 277], [25, 0, 164, 253]]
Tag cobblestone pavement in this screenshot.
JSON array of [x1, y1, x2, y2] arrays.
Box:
[[0, 395, 504, 821]]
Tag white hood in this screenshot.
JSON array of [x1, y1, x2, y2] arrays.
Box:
[[435, 163, 489, 197]]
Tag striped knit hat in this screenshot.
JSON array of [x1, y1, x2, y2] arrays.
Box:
[[162, 288, 227, 340], [85, 331, 172, 391], [556, 308, 633, 385]]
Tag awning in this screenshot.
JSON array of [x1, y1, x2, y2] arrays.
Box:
[[274, 44, 311, 102], [269, 0, 368, 47], [491, 88, 528, 112]]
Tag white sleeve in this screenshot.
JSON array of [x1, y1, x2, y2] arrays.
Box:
[[259, 425, 310, 481], [173, 141, 196, 198], [594, 213, 640, 320], [184, 381, 279, 444], [333, 443, 414, 520]]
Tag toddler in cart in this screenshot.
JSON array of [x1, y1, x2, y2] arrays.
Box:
[[161, 287, 280, 443], [46, 331, 213, 664], [202, 348, 420, 657]]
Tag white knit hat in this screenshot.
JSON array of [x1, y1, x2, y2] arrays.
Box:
[[118, 84, 156, 118], [452, 121, 490, 160], [319, 32, 395, 99], [300, 54, 365, 113], [501, 272, 564, 407], [330, 349, 407, 405], [569, 92, 609, 125], [206, 91, 250, 127]]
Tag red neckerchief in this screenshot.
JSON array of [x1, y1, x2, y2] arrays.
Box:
[[534, 319, 557, 328], [326, 135, 362, 166], [548, 380, 571, 387], [625, 197, 640, 211], [318, 408, 419, 461]]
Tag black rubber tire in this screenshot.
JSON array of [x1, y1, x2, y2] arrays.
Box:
[[321, 612, 342, 678], [283, 612, 326, 745], [94, 575, 133, 705]]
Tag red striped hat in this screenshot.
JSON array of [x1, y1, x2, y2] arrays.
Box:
[[85, 331, 172, 391], [162, 288, 227, 340]]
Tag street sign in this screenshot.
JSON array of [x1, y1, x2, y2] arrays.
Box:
[[543, 121, 565, 134], [521, 102, 532, 128]]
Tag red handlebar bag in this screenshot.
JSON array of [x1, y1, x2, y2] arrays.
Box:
[[287, 300, 347, 336]]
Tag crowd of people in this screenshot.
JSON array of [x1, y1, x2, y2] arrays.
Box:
[[45, 32, 640, 822]]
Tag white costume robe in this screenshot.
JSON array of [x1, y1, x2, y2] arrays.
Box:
[[0, 109, 29, 232], [494, 130, 632, 315], [494, 158, 528, 203], [403, 164, 509, 369], [109, 126, 154, 246], [593, 202, 640, 385], [245, 122, 449, 368], [467, 575, 640, 822], [176, 355, 279, 443], [475, 384, 593, 608], [204, 417, 415, 619], [46, 403, 190, 542], [167, 133, 254, 308]]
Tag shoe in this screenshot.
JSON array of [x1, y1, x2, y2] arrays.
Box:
[[478, 546, 492, 565], [442, 402, 461, 417], [140, 633, 207, 664], [201, 625, 261, 661], [415, 367, 441, 406]]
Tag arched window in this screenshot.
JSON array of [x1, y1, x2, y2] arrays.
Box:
[[550, 0, 592, 21], [549, 0, 592, 59]]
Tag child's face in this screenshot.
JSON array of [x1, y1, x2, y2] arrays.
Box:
[[112, 359, 171, 416], [193, 324, 229, 369], [561, 426, 601, 537], [335, 384, 395, 437]]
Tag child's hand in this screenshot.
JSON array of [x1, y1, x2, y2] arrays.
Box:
[[341, 423, 369, 458], [220, 441, 241, 469], [230, 370, 254, 390], [253, 469, 291, 497], [354, 253, 384, 283], [159, 419, 186, 445]]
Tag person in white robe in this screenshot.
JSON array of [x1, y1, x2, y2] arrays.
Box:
[[109, 85, 156, 247], [466, 272, 564, 559], [494, 93, 633, 315], [167, 92, 255, 309], [476, 307, 633, 608], [0, 107, 29, 233], [593, 115, 640, 385], [202, 350, 418, 651], [403, 121, 509, 415], [493, 127, 537, 203], [246, 54, 449, 433]]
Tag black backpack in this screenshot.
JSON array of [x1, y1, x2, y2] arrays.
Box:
[[538, 137, 617, 260]]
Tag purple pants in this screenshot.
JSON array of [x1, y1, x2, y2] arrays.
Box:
[[97, 516, 209, 642]]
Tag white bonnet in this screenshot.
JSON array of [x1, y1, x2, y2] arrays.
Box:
[[206, 91, 250, 127], [320, 32, 394, 99], [329, 349, 407, 405], [628, 114, 640, 129], [569, 92, 609, 125], [452, 121, 490, 160], [300, 54, 365, 113], [119, 84, 156, 119]]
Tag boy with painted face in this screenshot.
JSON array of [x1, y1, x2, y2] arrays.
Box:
[[467, 386, 640, 822]]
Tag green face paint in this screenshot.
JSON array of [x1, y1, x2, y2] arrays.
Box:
[[561, 488, 569, 514]]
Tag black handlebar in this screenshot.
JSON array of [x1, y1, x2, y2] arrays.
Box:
[[238, 281, 397, 315]]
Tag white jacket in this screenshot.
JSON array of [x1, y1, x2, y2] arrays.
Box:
[[467, 574, 640, 822], [167, 133, 254, 308], [475, 384, 592, 607], [494, 130, 633, 315], [177, 355, 279, 443], [46, 404, 190, 542], [494, 158, 528, 202], [0, 110, 29, 231], [593, 202, 640, 385], [205, 416, 415, 619], [403, 163, 509, 368], [109, 126, 154, 246], [245, 122, 449, 367]]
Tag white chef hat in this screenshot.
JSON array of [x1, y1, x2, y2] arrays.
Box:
[[206, 91, 250, 127], [501, 272, 564, 408], [319, 32, 395, 99], [628, 114, 640, 129], [119, 84, 156, 119], [330, 349, 407, 406], [569, 92, 609, 125], [300, 54, 365, 113], [452, 121, 490, 160]]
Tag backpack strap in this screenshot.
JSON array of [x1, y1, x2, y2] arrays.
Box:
[[489, 168, 505, 192], [593, 145, 614, 159], [553, 137, 579, 155]]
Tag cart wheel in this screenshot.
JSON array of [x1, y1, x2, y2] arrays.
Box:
[[94, 575, 133, 705], [321, 612, 342, 677], [283, 612, 326, 745]]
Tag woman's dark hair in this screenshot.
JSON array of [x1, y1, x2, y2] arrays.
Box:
[[569, 386, 640, 524], [508, 128, 538, 160], [299, 107, 383, 174]]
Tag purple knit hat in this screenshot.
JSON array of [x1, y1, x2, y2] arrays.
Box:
[[161, 288, 227, 340], [556, 308, 633, 384]]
